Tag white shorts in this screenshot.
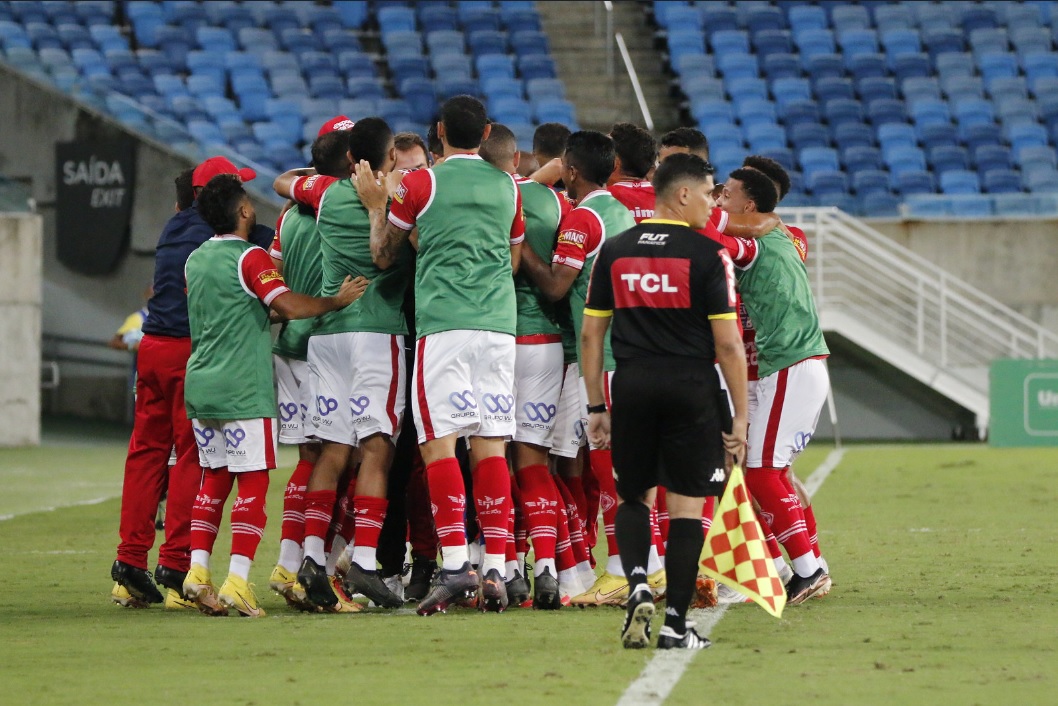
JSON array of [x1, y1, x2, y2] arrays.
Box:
[[513, 341, 564, 447], [578, 370, 614, 451], [192, 418, 278, 473], [746, 358, 829, 469], [412, 329, 516, 443], [551, 362, 586, 458], [274, 355, 317, 445], [306, 332, 406, 446], [716, 362, 755, 417]]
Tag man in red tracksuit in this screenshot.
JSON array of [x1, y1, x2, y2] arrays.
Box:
[[110, 157, 275, 608]]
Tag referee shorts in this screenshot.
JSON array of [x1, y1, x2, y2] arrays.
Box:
[[610, 359, 727, 501]]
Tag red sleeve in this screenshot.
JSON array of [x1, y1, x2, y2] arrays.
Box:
[[510, 176, 526, 245], [388, 168, 432, 230], [699, 222, 758, 269], [239, 246, 290, 306], [552, 208, 602, 271], [709, 207, 729, 233], [289, 174, 338, 212], [789, 226, 808, 262], [269, 212, 285, 260]]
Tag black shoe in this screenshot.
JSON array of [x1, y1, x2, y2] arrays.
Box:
[[786, 567, 829, 606], [532, 567, 560, 610], [297, 557, 338, 609], [153, 564, 186, 593], [620, 587, 655, 649], [480, 568, 508, 613], [111, 560, 163, 604], [405, 557, 437, 602], [345, 563, 403, 608], [505, 569, 530, 606], [417, 562, 479, 616], [656, 624, 711, 650]]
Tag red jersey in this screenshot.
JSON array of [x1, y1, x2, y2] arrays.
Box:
[[608, 179, 656, 223]]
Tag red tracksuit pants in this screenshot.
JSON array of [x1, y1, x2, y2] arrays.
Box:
[[114, 334, 200, 572]]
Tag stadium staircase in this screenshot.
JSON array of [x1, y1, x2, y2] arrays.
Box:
[[787, 206, 1058, 433], [537, 0, 679, 131]]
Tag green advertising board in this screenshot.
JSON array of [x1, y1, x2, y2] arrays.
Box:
[[990, 359, 1058, 447]]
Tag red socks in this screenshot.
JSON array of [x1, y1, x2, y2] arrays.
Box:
[[589, 448, 620, 557], [472, 456, 512, 558], [230, 470, 268, 561], [655, 485, 669, 550], [407, 449, 438, 558], [352, 496, 387, 556], [425, 457, 467, 550], [304, 489, 337, 547], [515, 464, 559, 563], [559, 474, 588, 531], [190, 467, 234, 554], [701, 496, 715, 534], [556, 477, 590, 564], [745, 466, 812, 559], [280, 459, 312, 545]]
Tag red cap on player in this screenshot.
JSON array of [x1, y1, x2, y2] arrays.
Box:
[[318, 115, 355, 136], [192, 156, 256, 188]]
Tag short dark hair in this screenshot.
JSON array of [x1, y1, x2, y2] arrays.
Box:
[[197, 174, 246, 235], [742, 155, 791, 200], [441, 95, 488, 150], [394, 131, 428, 158], [661, 127, 710, 160], [480, 122, 518, 169], [427, 121, 443, 157], [728, 167, 779, 213], [533, 122, 571, 161], [175, 167, 195, 211], [347, 117, 393, 171], [311, 131, 351, 178], [565, 130, 616, 186], [610, 122, 657, 179], [652, 152, 715, 202]]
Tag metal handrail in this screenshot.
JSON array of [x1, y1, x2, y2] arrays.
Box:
[[614, 32, 654, 131], [595, 0, 615, 78]]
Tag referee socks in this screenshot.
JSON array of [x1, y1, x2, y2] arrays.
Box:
[[615, 501, 651, 590], [664, 518, 706, 635]]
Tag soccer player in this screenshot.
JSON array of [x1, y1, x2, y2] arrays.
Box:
[[110, 158, 273, 610], [394, 131, 430, 171], [275, 118, 409, 612], [516, 130, 637, 606], [528, 122, 571, 187], [480, 123, 579, 607], [716, 168, 832, 605], [658, 127, 710, 162], [180, 174, 367, 617], [582, 152, 747, 650], [426, 122, 444, 166], [608, 122, 658, 223], [359, 95, 525, 614], [266, 120, 354, 610]]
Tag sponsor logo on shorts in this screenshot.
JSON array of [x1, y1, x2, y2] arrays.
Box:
[[573, 419, 586, 441], [224, 429, 246, 448], [317, 396, 339, 416], [522, 401, 556, 423], [279, 402, 299, 423], [794, 431, 813, 453], [349, 395, 370, 416], [194, 427, 215, 449], [482, 394, 514, 415], [448, 390, 477, 418], [709, 468, 725, 483]]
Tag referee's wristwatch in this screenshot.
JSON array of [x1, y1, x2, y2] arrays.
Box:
[[586, 403, 607, 415]]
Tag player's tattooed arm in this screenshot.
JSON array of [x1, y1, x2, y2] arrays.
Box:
[[519, 246, 578, 302], [723, 212, 780, 238], [270, 276, 369, 320], [529, 157, 563, 186], [353, 159, 410, 269], [273, 168, 316, 199]]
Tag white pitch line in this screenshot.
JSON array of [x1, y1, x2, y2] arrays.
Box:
[[0, 495, 116, 522], [615, 447, 847, 706]]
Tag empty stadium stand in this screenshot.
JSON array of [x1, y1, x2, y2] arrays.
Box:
[[655, 0, 1058, 217], [0, 0, 572, 188]]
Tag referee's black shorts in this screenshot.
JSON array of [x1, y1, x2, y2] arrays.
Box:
[[610, 358, 726, 501]]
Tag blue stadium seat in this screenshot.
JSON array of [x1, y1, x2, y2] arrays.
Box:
[[527, 77, 565, 103], [858, 76, 897, 102], [915, 4, 950, 31], [706, 124, 745, 150], [1002, 3, 1043, 29], [700, 5, 738, 33], [763, 52, 801, 79], [674, 53, 715, 77], [902, 76, 942, 102], [717, 52, 758, 78], [807, 170, 849, 195], [838, 28, 879, 58], [468, 29, 507, 57], [681, 75, 725, 100], [320, 29, 361, 54], [844, 146, 883, 172], [960, 123, 1003, 150], [891, 53, 931, 81], [794, 28, 835, 58], [942, 74, 985, 101], [400, 77, 439, 123], [894, 170, 936, 195], [997, 97, 1039, 126], [979, 52, 1019, 80], [759, 147, 795, 171], [969, 27, 1009, 57], [1023, 52, 1058, 83], [824, 97, 864, 126], [378, 6, 416, 33], [1016, 144, 1058, 171], [518, 54, 556, 80], [983, 169, 1023, 194], [746, 5, 785, 33], [852, 169, 892, 197], [1024, 168, 1058, 192], [962, 5, 999, 32], [736, 97, 777, 125], [462, 8, 502, 34], [930, 145, 970, 172], [772, 77, 811, 108], [339, 97, 380, 120], [238, 27, 277, 54], [426, 29, 465, 56], [814, 76, 854, 103], [690, 98, 734, 125], [789, 123, 830, 149], [909, 98, 951, 127], [712, 29, 749, 54], [834, 123, 875, 149], [667, 29, 706, 66], [867, 98, 907, 126], [347, 76, 386, 100], [752, 29, 792, 57], [382, 30, 423, 57], [534, 98, 576, 126], [788, 6, 827, 33], [935, 51, 974, 77], [922, 28, 965, 59], [848, 53, 887, 80], [831, 4, 871, 31], [335, 1, 369, 29], [940, 170, 981, 194], [478, 53, 515, 80], [800, 146, 840, 175], [861, 192, 901, 217], [420, 5, 459, 31], [874, 5, 914, 31], [727, 76, 767, 99], [483, 76, 521, 100], [745, 123, 787, 151], [378, 98, 412, 126], [1011, 27, 1052, 56], [974, 144, 1013, 172], [805, 54, 844, 80], [881, 28, 921, 59], [782, 100, 821, 127], [389, 54, 428, 83], [953, 98, 996, 127], [885, 145, 927, 176], [510, 30, 549, 58]]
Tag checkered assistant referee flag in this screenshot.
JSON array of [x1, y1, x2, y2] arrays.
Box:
[[700, 464, 787, 618]]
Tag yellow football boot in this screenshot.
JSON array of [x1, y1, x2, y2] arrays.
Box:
[[218, 574, 266, 618], [182, 563, 228, 616], [570, 571, 629, 607]]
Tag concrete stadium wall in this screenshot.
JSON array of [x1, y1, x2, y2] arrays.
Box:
[[0, 213, 42, 446], [0, 65, 280, 422]]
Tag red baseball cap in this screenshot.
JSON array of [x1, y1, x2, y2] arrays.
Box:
[[192, 156, 256, 188], [318, 115, 355, 136]]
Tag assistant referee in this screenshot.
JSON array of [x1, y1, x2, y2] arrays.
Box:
[[580, 153, 748, 651]]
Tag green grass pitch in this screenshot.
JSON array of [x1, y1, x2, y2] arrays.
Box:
[[1, 424, 1056, 706]]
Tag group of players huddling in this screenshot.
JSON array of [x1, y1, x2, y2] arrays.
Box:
[[109, 93, 832, 650]]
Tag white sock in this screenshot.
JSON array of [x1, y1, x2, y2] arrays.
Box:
[[277, 539, 302, 573], [647, 545, 663, 574], [791, 551, 821, 578], [229, 554, 252, 581], [558, 568, 581, 596], [516, 551, 526, 567], [605, 555, 625, 576], [191, 549, 210, 570], [534, 557, 556, 576], [351, 545, 377, 572], [304, 536, 326, 566], [467, 541, 482, 568], [505, 560, 520, 580], [577, 560, 596, 587], [819, 556, 829, 574], [482, 552, 505, 577], [441, 543, 470, 571], [773, 556, 788, 574]]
